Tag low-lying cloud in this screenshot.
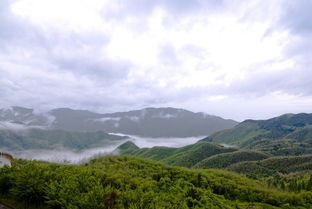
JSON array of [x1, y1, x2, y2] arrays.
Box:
[[2, 135, 204, 164]]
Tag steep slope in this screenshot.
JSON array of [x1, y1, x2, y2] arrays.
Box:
[[193, 150, 270, 169], [2, 156, 312, 208], [117, 141, 237, 167]]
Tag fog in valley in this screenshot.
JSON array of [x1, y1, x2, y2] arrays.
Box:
[[2, 135, 205, 164]]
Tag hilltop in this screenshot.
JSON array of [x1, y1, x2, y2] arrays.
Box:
[[117, 141, 237, 168]]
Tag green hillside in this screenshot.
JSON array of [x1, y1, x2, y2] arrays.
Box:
[[117, 141, 237, 167], [194, 150, 270, 169], [1, 156, 312, 208], [203, 121, 268, 146], [285, 126, 312, 142], [228, 155, 312, 178], [205, 113, 312, 155], [246, 138, 312, 156]]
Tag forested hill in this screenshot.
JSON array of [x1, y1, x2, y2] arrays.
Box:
[[1, 156, 312, 209], [117, 141, 312, 179], [117, 141, 274, 169], [117, 141, 238, 167], [202, 113, 312, 155]]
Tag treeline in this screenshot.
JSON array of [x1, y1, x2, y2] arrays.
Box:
[[1, 156, 312, 208]]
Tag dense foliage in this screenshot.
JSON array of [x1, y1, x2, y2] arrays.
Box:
[[205, 113, 312, 155], [1, 156, 312, 209], [193, 150, 270, 169], [228, 155, 312, 178], [266, 173, 312, 192], [118, 141, 237, 167]]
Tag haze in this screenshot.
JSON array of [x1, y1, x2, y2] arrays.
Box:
[[1, 0, 311, 121]]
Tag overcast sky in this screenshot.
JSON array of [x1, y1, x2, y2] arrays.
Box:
[[0, 0, 311, 121]]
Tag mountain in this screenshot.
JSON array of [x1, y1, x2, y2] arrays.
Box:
[[117, 141, 237, 167], [2, 155, 312, 209], [117, 140, 312, 179], [228, 155, 312, 178], [96, 107, 238, 137], [0, 106, 53, 126], [0, 128, 128, 151], [203, 113, 312, 155], [193, 150, 270, 169], [0, 106, 238, 138]]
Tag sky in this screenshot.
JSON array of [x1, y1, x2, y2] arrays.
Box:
[[0, 0, 311, 121]]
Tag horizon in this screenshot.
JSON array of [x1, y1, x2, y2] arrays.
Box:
[[1, 105, 311, 122]]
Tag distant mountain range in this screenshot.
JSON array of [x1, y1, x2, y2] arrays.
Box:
[[0, 106, 238, 138], [0, 106, 237, 151]]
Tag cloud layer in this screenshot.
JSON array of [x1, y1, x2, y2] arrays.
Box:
[[0, 0, 311, 120]]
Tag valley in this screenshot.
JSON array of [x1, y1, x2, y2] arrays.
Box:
[[1, 107, 312, 208]]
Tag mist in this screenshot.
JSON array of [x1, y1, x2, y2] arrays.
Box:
[[6, 142, 126, 164], [3, 135, 205, 164], [119, 134, 205, 148], [0, 121, 46, 131]]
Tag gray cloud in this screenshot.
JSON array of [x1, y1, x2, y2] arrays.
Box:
[[104, 0, 222, 18], [0, 0, 312, 120], [281, 0, 312, 35]]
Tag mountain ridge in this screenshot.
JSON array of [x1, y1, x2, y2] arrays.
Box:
[[202, 113, 312, 155], [0, 106, 238, 138]]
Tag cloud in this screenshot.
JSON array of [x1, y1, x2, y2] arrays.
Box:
[[0, 0, 311, 120], [280, 0, 312, 35]]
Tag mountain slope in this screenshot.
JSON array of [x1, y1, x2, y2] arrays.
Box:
[[194, 150, 270, 169], [117, 141, 237, 167], [228, 155, 312, 178], [204, 113, 312, 155]]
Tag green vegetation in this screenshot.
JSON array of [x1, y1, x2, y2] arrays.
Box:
[[194, 150, 270, 169], [204, 121, 268, 146], [1, 156, 312, 208], [2, 112, 312, 208], [118, 141, 237, 168], [205, 113, 312, 156], [228, 155, 312, 178], [267, 173, 312, 192]]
